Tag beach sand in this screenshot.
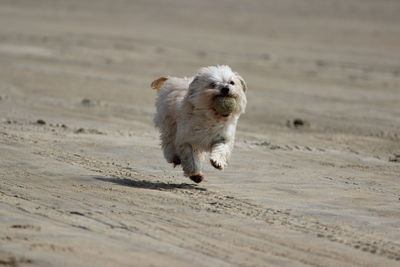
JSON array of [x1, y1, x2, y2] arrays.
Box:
[[0, 0, 399, 266]]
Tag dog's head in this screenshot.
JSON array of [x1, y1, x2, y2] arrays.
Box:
[[187, 65, 247, 119]]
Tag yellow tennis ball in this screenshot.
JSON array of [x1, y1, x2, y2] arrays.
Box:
[[212, 96, 236, 116]]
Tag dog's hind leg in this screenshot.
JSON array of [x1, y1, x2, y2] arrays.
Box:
[[163, 144, 181, 167], [160, 127, 180, 166], [178, 144, 204, 183]]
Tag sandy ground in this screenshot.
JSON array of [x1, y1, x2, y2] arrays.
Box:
[[0, 0, 400, 266]]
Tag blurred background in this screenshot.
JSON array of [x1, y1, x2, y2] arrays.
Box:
[[1, 0, 399, 141]]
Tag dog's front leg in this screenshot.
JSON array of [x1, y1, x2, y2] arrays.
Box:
[[210, 141, 233, 170], [179, 144, 204, 183]]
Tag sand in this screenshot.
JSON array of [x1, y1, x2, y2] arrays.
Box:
[[0, 0, 399, 266]]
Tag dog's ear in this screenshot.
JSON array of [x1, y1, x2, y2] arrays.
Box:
[[189, 76, 199, 87], [151, 76, 169, 92], [235, 72, 248, 92], [187, 76, 199, 93]]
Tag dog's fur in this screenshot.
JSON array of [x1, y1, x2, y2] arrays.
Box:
[[151, 65, 247, 183]]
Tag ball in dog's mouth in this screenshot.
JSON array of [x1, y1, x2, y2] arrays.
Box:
[[212, 96, 236, 117]]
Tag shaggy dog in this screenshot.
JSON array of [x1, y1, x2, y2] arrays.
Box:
[[151, 65, 247, 183]]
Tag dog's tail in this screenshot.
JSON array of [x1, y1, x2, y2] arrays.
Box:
[[151, 76, 169, 92]]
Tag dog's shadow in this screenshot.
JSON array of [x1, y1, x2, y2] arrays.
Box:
[[94, 176, 207, 191]]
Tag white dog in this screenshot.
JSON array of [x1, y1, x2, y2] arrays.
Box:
[[151, 65, 247, 183]]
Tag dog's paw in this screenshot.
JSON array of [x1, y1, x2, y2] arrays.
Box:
[[189, 174, 204, 183], [210, 158, 226, 170], [172, 156, 181, 167]]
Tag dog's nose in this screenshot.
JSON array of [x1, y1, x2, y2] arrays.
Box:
[[220, 87, 230, 96]]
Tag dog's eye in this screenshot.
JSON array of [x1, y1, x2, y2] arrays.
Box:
[[229, 81, 235, 85], [209, 82, 216, 88]]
